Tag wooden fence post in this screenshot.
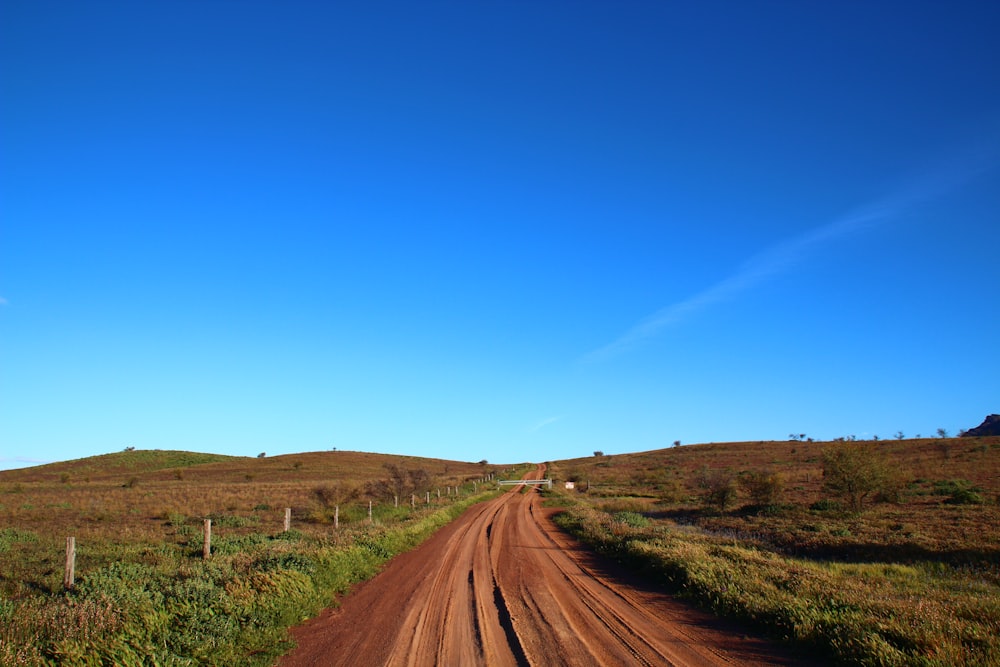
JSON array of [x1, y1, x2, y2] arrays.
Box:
[[368, 500, 373, 522], [203, 519, 212, 559], [426, 491, 430, 504], [64, 536, 75, 590], [284, 507, 291, 532], [394, 495, 398, 508], [334, 505, 339, 529], [411, 494, 415, 508]]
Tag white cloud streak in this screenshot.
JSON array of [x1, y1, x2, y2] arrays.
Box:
[[529, 415, 564, 432], [584, 144, 998, 362]]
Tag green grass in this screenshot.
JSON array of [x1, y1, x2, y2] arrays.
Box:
[[551, 496, 1000, 666], [0, 448, 521, 665], [0, 489, 499, 666]]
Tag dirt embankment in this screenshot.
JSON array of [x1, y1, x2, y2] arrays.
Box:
[[277, 466, 803, 666]]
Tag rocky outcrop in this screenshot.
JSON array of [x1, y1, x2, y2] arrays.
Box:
[[962, 414, 1000, 437]]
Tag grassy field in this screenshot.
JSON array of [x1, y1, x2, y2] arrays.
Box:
[[0, 449, 517, 665], [546, 436, 1000, 666], [3, 438, 998, 665]]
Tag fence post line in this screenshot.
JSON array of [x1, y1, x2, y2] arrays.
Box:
[[335, 505, 339, 529], [284, 507, 291, 532], [394, 495, 398, 508], [368, 500, 373, 522], [426, 491, 430, 504], [437, 488, 441, 499], [64, 536, 75, 590], [203, 519, 212, 559]]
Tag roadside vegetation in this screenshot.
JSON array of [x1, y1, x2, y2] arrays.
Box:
[[547, 436, 1000, 666], [0, 450, 515, 665]]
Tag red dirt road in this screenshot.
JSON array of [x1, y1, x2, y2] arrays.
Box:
[[277, 466, 803, 666]]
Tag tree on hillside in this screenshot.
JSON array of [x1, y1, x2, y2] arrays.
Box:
[[697, 466, 738, 512], [821, 443, 893, 512], [739, 470, 785, 509], [368, 463, 431, 500], [314, 481, 359, 508]]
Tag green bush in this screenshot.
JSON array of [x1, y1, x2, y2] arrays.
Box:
[[933, 479, 985, 505], [821, 444, 895, 512], [739, 470, 784, 508]]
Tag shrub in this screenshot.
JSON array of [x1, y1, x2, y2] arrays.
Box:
[[697, 467, 738, 512], [821, 444, 893, 512], [810, 498, 841, 512], [738, 470, 784, 508], [658, 478, 686, 504], [934, 479, 985, 505], [313, 483, 358, 508]]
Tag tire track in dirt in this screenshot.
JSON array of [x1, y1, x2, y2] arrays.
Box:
[[277, 466, 804, 666]]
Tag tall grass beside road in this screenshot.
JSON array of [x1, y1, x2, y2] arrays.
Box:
[[549, 483, 1000, 666], [0, 450, 514, 666], [1, 489, 498, 666], [546, 438, 1000, 665]]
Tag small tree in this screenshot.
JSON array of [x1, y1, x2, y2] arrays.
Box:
[[593, 450, 604, 457], [697, 467, 738, 512], [739, 470, 785, 509], [369, 463, 430, 501], [937, 428, 949, 439], [821, 444, 892, 512], [314, 481, 359, 508], [673, 440, 681, 448]]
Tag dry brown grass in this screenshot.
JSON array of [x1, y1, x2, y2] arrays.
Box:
[[547, 437, 1000, 665], [551, 436, 1000, 559], [0, 449, 508, 598]]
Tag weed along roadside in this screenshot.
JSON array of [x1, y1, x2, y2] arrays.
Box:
[[544, 437, 1000, 666], [0, 450, 523, 666]]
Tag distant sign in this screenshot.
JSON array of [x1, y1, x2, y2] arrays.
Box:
[[565, 481, 575, 489]]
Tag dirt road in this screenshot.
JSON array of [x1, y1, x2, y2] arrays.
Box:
[[277, 466, 802, 666]]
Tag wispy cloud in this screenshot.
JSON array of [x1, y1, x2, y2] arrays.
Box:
[[528, 415, 564, 432], [584, 143, 998, 362]]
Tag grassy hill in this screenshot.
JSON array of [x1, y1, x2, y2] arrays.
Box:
[[544, 435, 1000, 665], [0, 448, 515, 665], [0, 449, 504, 561]]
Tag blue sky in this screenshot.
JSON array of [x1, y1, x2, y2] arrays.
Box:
[[2, 2, 998, 469]]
